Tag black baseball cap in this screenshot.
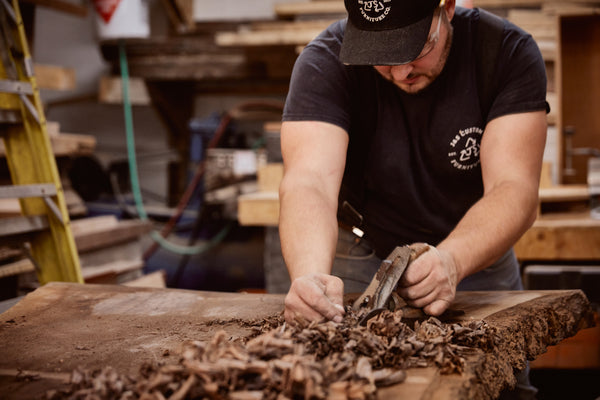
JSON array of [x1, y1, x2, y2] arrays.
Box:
[[340, 0, 441, 65]]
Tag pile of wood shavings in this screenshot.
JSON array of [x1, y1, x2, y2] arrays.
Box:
[[46, 309, 497, 400]]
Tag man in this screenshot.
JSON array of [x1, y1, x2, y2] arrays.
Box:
[[279, 0, 547, 327], [279, 2, 548, 396]]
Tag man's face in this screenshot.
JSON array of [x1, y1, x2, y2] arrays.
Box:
[[373, 9, 453, 94]]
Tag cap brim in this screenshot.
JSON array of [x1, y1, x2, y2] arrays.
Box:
[[340, 12, 434, 65]]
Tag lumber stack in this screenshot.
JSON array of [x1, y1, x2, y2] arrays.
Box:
[[212, 0, 600, 126], [0, 121, 95, 219], [0, 215, 153, 290], [0, 66, 156, 292]]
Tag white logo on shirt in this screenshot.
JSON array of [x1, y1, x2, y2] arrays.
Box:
[[359, 0, 391, 22], [447, 126, 483, 170]]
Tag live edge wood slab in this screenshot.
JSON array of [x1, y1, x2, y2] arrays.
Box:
[[0, 283, 593, 399]]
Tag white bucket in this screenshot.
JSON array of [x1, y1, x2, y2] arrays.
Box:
[[93, 0, 150, 39]]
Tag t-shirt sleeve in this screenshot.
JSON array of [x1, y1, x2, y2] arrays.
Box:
[[282, 21, 353, 132], [487, 26, 550, 122]]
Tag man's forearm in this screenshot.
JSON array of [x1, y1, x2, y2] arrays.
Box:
[[437, 180, 538, 282], [279, 182, 340, 281]]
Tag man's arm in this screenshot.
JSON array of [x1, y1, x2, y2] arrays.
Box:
[[398, 110, 548, 315], [279, 120, 349, 323]]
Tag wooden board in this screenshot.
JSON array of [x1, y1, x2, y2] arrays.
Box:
[[98, 76, 152, 105], [0, 283, 593, 399], [274, 1, 346, 18], [33, 64, 76, 91], [237, 191, 279, 226], [514, 212, 600, 260], [0, 133, 96, 157]]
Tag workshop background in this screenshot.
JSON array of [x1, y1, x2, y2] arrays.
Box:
[[0, 0, 599, 399]]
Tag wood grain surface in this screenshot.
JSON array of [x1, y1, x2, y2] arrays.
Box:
[[0, 283, 593, 399]]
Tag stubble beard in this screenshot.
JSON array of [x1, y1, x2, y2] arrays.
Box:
[[396, 26, 454, 95]]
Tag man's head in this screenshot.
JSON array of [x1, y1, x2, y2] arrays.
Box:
[[341, 0, 456, 93]]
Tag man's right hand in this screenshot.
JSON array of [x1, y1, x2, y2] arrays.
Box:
[[284, 273, 345, 324]]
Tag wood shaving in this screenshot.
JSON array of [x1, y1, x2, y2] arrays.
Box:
[[46, 308, 497, 399]]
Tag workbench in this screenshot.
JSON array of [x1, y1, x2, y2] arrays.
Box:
[[0, 282, 593, 399]]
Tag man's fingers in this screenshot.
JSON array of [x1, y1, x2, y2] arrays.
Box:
[[423, 299, 451, 316], [284, 274, 345, 323], [396, 244, 458, 316], [397, 276, 436, 300], [399, 251, 433, 287], [403, 288, 439, 309], [322, 275, 345, 309]]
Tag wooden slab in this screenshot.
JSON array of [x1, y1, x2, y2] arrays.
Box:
[[237, 191, 280, 226], [33, 64, 76, 91], [0, 283, 592, 399], [514, 212, 600, 260]]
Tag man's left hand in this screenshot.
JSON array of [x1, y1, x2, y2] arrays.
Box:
[[396, 246, 458, 316]]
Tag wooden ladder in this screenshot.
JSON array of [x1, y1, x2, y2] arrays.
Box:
[[0, 0, 82, 284]]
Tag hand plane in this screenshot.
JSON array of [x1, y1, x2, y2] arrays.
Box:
[[352, 243, 431, 325]]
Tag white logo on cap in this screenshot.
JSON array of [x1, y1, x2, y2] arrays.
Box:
[[359, 0, 391, 22]]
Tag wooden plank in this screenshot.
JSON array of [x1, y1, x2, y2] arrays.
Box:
[[79, 240, 142, 267], [264, 121, 282, 133], [215, 28, 324, 46], [45, 121, 60, 136], [237, 183, 593, 225], [0, 247, 21, 262], [508, 9, 557, 41], [215, 19, 336, 47], [540, 161, 553, 188], [63, 188, 87, 217], [33, 64, 76, 91], [250, 19, 336, 31], [474, 0, 543, 7], [0, 258, 35, 279], [0, 217, 146, 280], [0, 283, 592, 399], [543, 3, 600, 16], [539, 184, 589, 202], [514, 212, 600, 260], [237, 191, 279, 226], [546, 91, 557, 125], [48, 133, 96, 156], [0, 199, 21, 217], [0, 216, 48, 237], [73, 219, 152, 253], [81, 259, 144, 284], [123, 270, 167, 288], [0, 133, 96, 157], [98, 76, 151, 105], [0, 188, 86, 218], [274, 1, 346, 18], [70, 215, 119, 237], [258, 163, 283, 192]]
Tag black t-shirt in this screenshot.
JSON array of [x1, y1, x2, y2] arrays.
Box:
[[282, 7, 549, 257]]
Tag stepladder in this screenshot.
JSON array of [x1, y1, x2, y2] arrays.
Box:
[[0, 0, 82, 284]]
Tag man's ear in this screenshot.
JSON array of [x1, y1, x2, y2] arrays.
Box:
[[444, 0, 456, 21]]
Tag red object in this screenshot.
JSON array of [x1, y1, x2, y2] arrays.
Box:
[[93, 0, 121, 23]]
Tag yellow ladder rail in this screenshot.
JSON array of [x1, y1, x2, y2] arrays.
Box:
[[0, 0, 82, 284]]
